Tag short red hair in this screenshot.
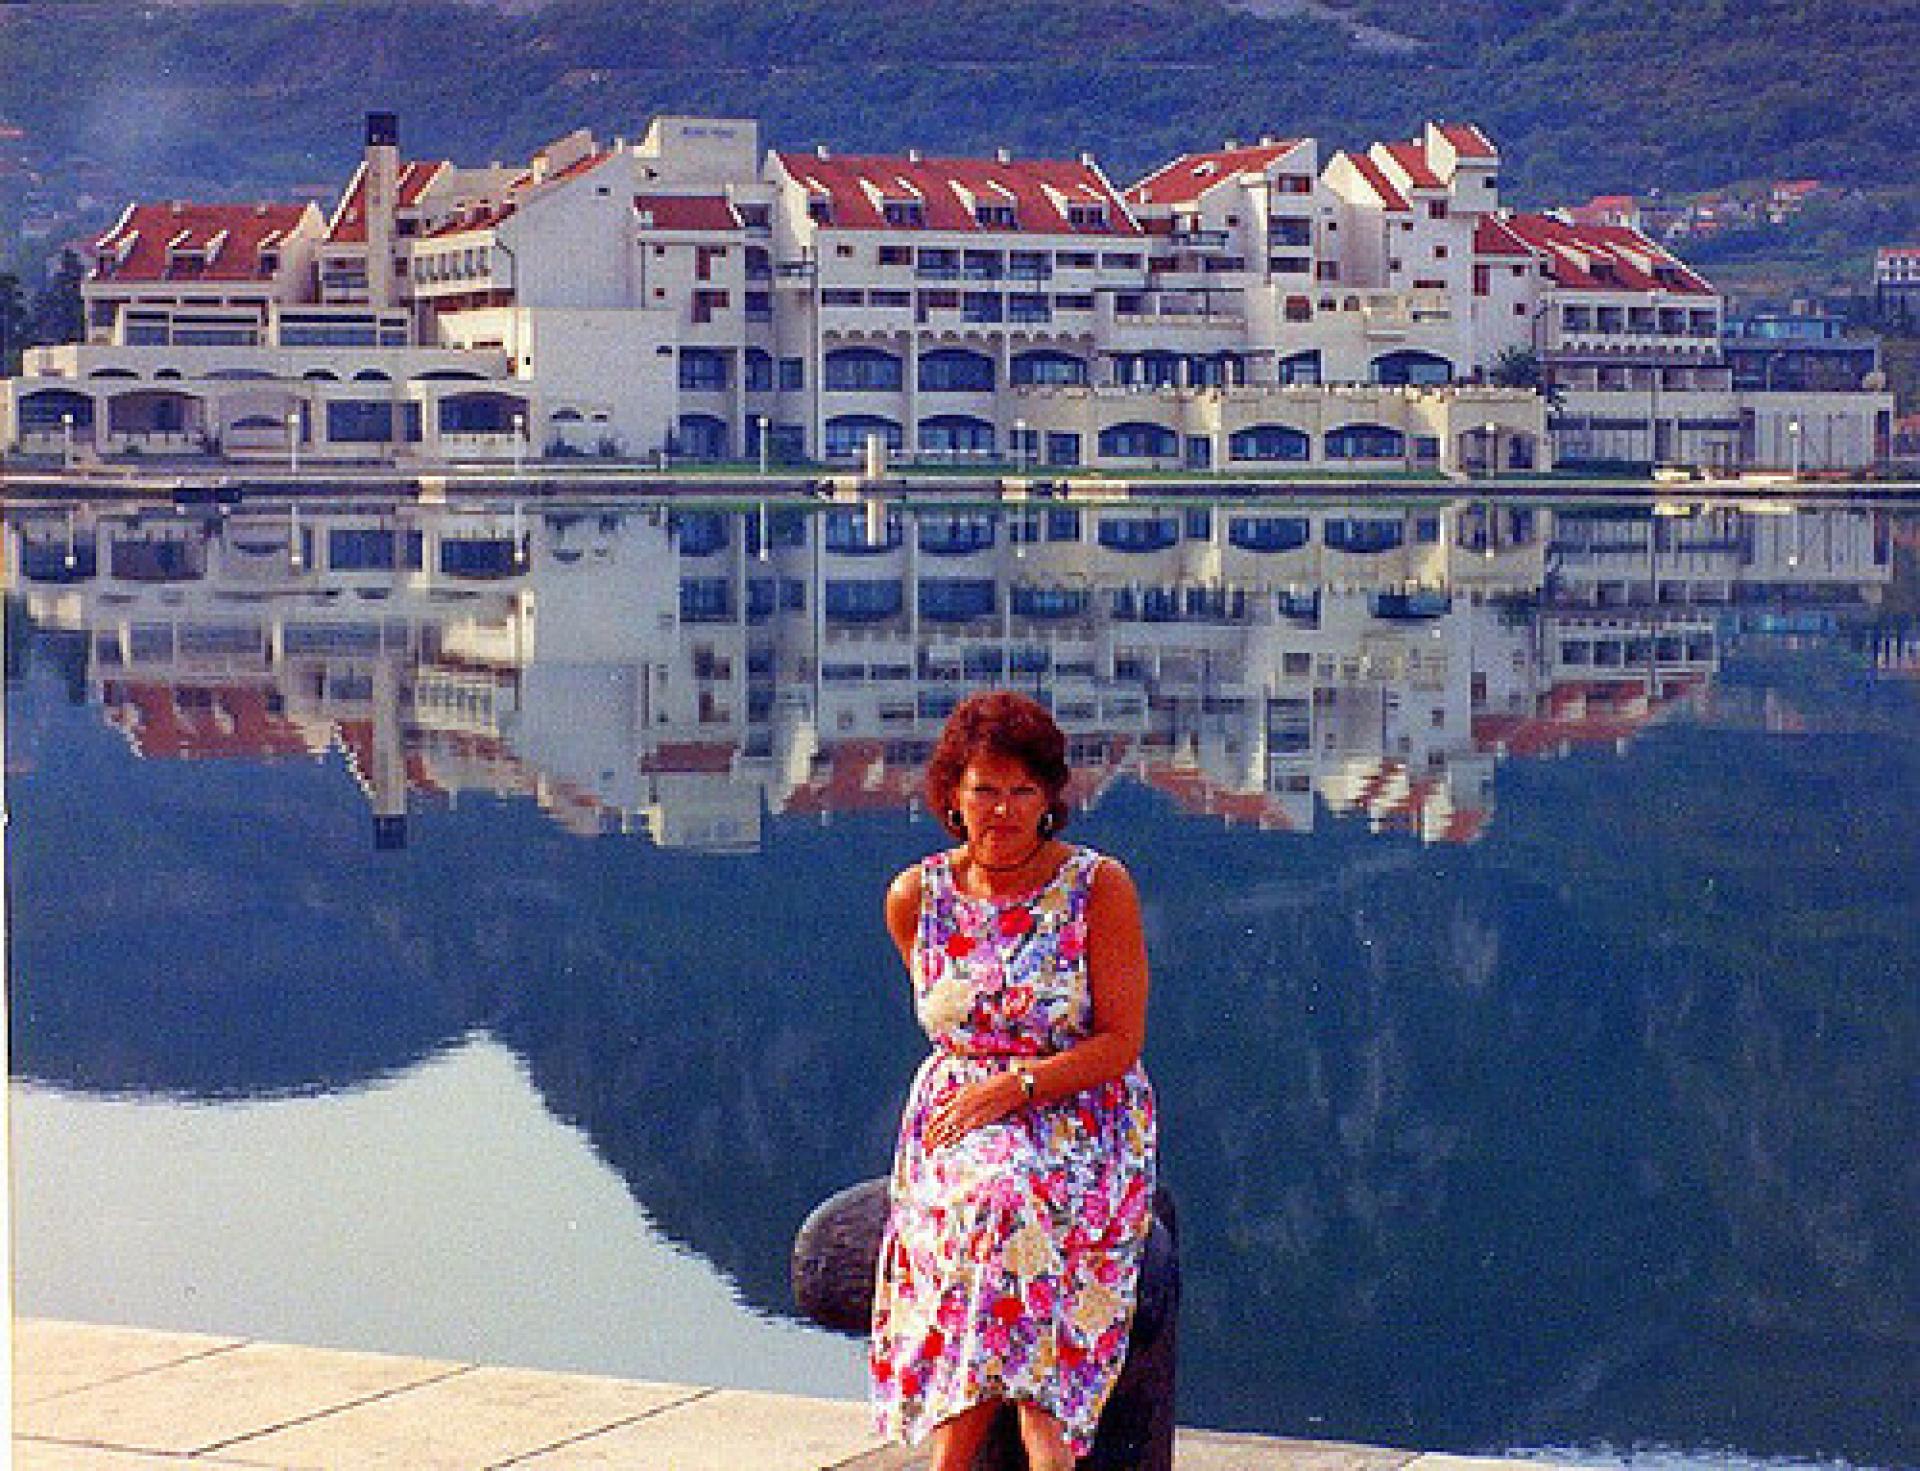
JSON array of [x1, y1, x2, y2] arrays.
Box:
[[926, 690, 1071, 838]]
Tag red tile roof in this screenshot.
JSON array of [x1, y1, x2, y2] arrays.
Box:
[[92, 202, 315, 283], [1502, 212, 1716, 295], [1437, 123, 1497, 160], [1126, 140, 1306, 207], [1379, 141, 1443, 191], [103, 681, 321, 760], [425, 200, 517, 239], [774, 152, 1141, 236], [634, 194, 742, 231], [1337, 151, 1409, 212], [328, 159, 448, 243], [1473, 216, 1534, 258]]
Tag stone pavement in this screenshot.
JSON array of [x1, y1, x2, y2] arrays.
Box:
[[15, 1318, 1570, 1470]]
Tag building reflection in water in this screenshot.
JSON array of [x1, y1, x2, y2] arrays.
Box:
[[3, 496, 1896, 849], [6, 495, 1915, 1466]]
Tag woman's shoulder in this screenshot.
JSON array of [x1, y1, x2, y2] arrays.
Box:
[[1078, 847, 1139, 901]]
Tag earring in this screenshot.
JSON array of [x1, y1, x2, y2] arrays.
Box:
[[947, 809, 967, 836], [1038, 810, 1056, 836]]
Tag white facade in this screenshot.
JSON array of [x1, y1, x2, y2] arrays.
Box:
[[0, 114, 1895, 473]]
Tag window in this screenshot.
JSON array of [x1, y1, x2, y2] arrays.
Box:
[[878, 245, 912, 265], [745, 349, 774, 393], [326, 400, 421, 443], [1228, 425, 1310, 462], [1226, 515, 1310, 551], [1045, 434, 1082, 468], [1324, 516, 1406, 550], [1427, 200, 1448, 219], [1097, 423, 1178, 461], [1324, 425, 1406, 461], [825, 347, 903, 392], [1068, 204, 1110, 230], [678, 349, 729, 391], [974, 203, 1016, 228], [1277, 350, 1321, 385], [1096, 511, 1180, 549], [823, 414, 904, 459], [917, 416, 995, 456], [1100, 252, 1141, 270], [1011, 350, 1088, 386], [919, 348, 995, 392], [883, 199, 926, 226]]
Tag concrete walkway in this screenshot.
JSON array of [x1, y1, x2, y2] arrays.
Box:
[[15, 1318, 1570, 1470]]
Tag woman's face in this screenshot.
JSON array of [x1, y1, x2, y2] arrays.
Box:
[[954, 750, 1049, 859]]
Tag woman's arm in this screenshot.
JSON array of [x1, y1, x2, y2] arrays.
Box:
[[921, 857, 1149, 1147], [1022, 857, 1149, 1102]]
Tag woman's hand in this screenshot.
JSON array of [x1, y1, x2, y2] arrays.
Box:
[[923, 1072, 1025, 1150]]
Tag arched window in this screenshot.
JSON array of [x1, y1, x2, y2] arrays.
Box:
[[1010, 349, 1089, 386], [1097, 421, 1177, 459], [1369, 350, 1453, 386], [918, 348, 995, 392], [1227, 516, 1311, 552], [1228, 424, 1310, 462], [18, 388, 95, 429], [824, 347, 903, 392], [353, 368, 392, 382], [301, 368, 339, 382], [917, 415, 994, 455], [824, 414, 903, 460], [1324, 518, 1407, 553], [1324, 423, 1406, 460]]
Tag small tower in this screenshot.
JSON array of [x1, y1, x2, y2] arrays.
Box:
[[364, 112, 400, 308]]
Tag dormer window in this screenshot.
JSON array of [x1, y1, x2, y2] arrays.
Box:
[[882, 199, 926, 227], [259, 250, 280, 275], [807, 196, 832, 224], [1066, 203, 1109, 230], [974, 203, 1017, 228]]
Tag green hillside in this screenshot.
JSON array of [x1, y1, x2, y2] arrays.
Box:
[[2, 0, 1915, 292]]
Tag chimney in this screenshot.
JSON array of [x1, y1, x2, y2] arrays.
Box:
[[815, 143, 831, 159], [1225, 138, 1240, 150], [995, 147, 1012, 164], [907, 148, 922, 163]]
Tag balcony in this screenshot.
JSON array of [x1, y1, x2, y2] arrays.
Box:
[[1169, 228, 1231, 251]]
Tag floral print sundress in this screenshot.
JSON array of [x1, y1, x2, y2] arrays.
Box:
[[871, 845, 1157, 1457]]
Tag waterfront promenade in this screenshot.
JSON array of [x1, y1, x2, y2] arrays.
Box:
[[18, 1319, 1575, 1470]]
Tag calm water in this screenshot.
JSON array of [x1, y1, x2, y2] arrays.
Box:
[[6, 494, 1917, 1468]]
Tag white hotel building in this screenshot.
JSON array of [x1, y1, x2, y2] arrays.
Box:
[[2, 113, 1891, 473]]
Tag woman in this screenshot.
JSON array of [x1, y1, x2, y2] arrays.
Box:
[[872, 690, 1157, 1471]]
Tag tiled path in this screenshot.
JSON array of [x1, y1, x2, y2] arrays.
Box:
[[15, 1319, 1570, 1470]]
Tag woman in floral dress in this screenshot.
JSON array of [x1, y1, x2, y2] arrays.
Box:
[[872, 690, 1157, 1471]]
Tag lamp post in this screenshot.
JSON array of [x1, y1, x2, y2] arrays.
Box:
[[756, 413, 769, 477], [1788, 418, 1802, 478], [286, 407, 301, 475], [60, 411, 74, 473], [288, 503, 303, 571], [1483, 422, 1498, 478], [512, 410, 526, 476], [1014, 416, 1028, 475]]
